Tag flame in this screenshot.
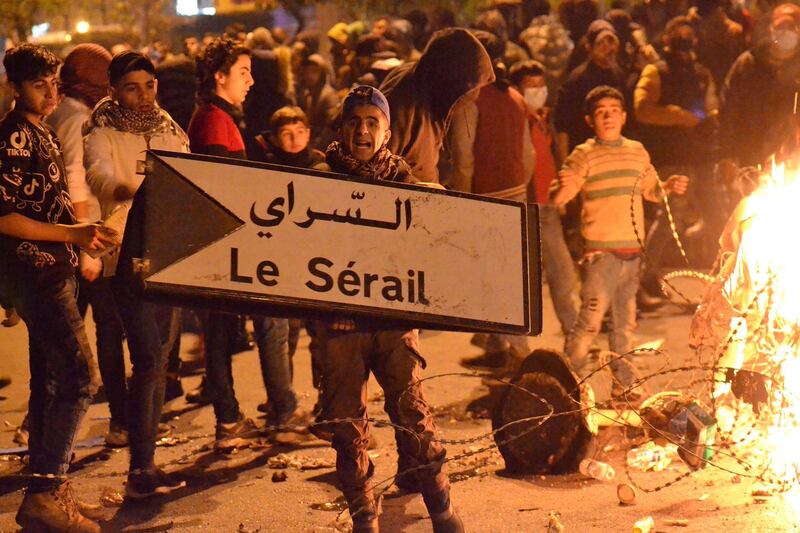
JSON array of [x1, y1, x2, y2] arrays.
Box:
[[720, 161, 800, 493]]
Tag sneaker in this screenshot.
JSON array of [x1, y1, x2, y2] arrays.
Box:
[[309, 419, 333, 442], [270, 408, 314, 445], [105, 422, 129, 448], [185, 378, 211, 405], [430, 503, 465, 533], [16, 481, 100, 533], [125, 466, 186, 500], [164, 375, 184, 402], [272, 407, 312, 432], [157, 423, 172, 438], [215, 416, 259, 452]]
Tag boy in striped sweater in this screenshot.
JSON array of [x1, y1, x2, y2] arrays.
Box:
[[553, 85, 688, 395]]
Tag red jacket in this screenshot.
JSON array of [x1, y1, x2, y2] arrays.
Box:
[[472, 83, 530, 199], [529, 111, 558, 204]]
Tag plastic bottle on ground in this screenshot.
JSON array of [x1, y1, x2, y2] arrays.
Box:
[[579, 458, 615, 481], [626, 442, 678, 471]]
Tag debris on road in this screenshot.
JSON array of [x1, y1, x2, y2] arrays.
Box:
[[579, 458, 615, 481], [99, 487, 124, 507], [546, 511, 564, 532], [272, 471, 288, 482], [267, 453, 335, 470], [663, 518, 690, 527], [617, 483, 637, 505], [311, 497, 348, 512], [633, 515, 654, 533], [156, 435, 191, 447]]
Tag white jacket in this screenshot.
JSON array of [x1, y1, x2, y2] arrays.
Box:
[[46, 96, 101, 222], [84, 106, 189, 276]]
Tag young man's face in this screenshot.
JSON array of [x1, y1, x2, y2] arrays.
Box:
[[184, 37, 201, 57], [518, 74, 546, 92], [215, 54, 253, 106], [586, 96, 626, 142], [300, 64, 323, 89], [589, 34, 619, 69], [273, 121, 310, 154], [112, 70, 157, 113], [13, 72, 60, 119], [340, 104, 391, 162]]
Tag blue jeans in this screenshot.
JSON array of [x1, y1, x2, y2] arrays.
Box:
[[111, 276, 180, 470], [253, 317, 297, 422], [565, 252, 640, 385], [205, 313, 295, 424], [540, 205, 578, 334], [13, 276, 93, 491]]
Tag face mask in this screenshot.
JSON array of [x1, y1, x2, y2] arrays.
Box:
[[524, 86, 548, 111], [773, 29, 799, 52]]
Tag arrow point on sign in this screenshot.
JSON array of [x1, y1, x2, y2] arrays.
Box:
[[131, 151, 245, 278]]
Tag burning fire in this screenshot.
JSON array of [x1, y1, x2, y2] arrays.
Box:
[[708, 160, 800, 493]]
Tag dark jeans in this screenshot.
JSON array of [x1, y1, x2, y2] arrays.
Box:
[[13, 276, 93, 491], [110, 275, 180, 470], [317, 328, 449, 517], [77, 275, 126, 426], [253, 316, 297, 422], [204, 313, 295, 424]]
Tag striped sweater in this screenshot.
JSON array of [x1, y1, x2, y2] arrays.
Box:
[[557, 136, 664, 253]]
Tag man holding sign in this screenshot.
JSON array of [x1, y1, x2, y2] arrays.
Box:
[[317, 86, 463, 533]]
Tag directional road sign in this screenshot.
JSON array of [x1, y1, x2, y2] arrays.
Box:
[[126, 150, 541, 335]]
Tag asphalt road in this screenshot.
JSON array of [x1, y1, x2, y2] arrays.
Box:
[[1, 285, 799, 532]]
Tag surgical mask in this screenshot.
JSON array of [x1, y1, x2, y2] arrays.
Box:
[[524, 86, 548, 111], [773, 29, 799, 52]]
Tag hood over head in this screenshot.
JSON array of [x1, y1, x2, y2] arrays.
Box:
[[404, 27, 495, 120]]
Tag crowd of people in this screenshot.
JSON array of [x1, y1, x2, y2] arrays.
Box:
[[1, 0, 800, 531]]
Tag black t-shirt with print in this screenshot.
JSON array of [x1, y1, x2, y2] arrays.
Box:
[[0, 110, 77, 293]]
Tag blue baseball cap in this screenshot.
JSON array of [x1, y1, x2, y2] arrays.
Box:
[[342, 85, 391, 124]]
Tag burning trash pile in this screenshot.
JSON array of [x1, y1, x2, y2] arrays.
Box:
[[689, 160, 800, 494]]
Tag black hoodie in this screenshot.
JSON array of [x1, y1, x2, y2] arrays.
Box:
[[380, 27, 495, 182]]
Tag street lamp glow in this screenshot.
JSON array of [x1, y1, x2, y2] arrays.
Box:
[[76, 21, 90, 34]]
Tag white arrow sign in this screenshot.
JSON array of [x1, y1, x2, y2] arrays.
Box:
[[134, 151, 540, 334]]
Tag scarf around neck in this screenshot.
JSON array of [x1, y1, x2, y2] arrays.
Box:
[[88, 97, 176, 137], [325, 141, 412, 182]]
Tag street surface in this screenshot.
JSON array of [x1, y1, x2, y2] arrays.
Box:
[[1, 284, 799, 532]]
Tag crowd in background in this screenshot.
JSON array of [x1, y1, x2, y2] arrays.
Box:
[[2, 0, 800, 531]]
